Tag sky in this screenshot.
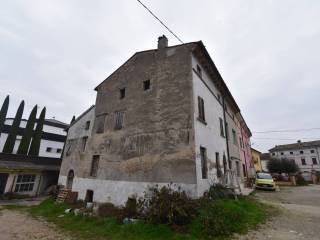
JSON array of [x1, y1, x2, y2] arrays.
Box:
[[0, 0, 320, 152]]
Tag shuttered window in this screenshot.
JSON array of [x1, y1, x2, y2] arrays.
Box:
[[198, 96, 205, 122]]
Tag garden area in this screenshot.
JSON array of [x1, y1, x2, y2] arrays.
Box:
[[28, 185, 272, 240]]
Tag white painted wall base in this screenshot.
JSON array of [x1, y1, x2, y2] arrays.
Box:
[[59, 175, 197, 206]]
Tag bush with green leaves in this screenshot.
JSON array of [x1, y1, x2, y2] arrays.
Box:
[[191, 199, 267, 238], [206, 183, 235, 200], [138, 184, 197, 225], [267, 158, 299, 175]]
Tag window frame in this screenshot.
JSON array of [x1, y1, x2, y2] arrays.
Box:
[[114, 111, 124, 130], [200, 147, 208, 179], [90, 155, 100, 177], [301, 158, 306, 165], [312, 157, 318, 165], [197, 96, 206, 123], [85, 121, 90, 130], [14, 174, 36, 193], [219, 117, 225, 137]]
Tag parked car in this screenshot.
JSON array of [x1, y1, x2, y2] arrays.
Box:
[[255, 172, 276, 191]]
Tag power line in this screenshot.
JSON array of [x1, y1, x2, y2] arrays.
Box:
[[252, 137, 320, 141], [253, 127, 320, 134], [136, 0, 184, 44]]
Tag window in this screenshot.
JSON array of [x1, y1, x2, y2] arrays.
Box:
[[281, 152, 284, 155], [219, 118, 225, 137], [196, 64, 202, 78], [120, 88, 126, 99], [143, 80, 151, 91], [236, 161, 241, 177], [239, 137, 243, 148], [96, 114, 106, 133], [300, 150, 304, 154], [114, 111, 124, 130], [197, 96, 205, 123], [200, 147, 207, 179], [272, 153, 275, 156], [46, 147, 52, 152], [14, 174, 36, 193], [90, 155, 100, 177], [290, 152, 293, 155], [225, 122, 229, 139], [81, 137, 88, 152], [311, 150, 315, 154], [85, 121, 90, 130], [301, 158, 306, 165], [232, 129, 237, 145], [85, 190, 94, 202], [56, 148, 62, 153], [312, 158, 318, 165], [215, 152, 222, 178]]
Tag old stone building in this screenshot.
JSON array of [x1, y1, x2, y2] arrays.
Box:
[[58, 36, 252, 205]]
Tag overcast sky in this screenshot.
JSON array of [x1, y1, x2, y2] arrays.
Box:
[[1, 0, 320, 152]]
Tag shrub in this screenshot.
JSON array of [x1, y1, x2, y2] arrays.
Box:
[[138, 184, 197, 225], [206, 184, 235, 200], [191, 199, 266, 238], [123, 197, 138, 218], [296, 174, 308, 186], [97, 202, 123, 219]]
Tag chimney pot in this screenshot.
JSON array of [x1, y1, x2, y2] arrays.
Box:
[[158, 35, 168, 49]]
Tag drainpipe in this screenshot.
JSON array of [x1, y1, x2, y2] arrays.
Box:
[[222, 97, 231, 169]]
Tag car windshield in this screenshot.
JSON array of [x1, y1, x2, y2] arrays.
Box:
[[257, 173, 273, 179]]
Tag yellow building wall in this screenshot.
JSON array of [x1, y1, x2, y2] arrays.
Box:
[[251, 149, 262, 172]]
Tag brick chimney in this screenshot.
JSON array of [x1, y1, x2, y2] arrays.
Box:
[[158, 35, 168, 49]]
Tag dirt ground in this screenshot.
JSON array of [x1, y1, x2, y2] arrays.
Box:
[[0, 207, 71, 240], [236, 184, 320, 240]]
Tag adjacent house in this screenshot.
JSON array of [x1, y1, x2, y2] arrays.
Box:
[[260, 153, 270, 172], [0, 118, 68, 196], [58, 36, 252, 205], [269, 140, 320, 181], [251, 148, 262, 172]]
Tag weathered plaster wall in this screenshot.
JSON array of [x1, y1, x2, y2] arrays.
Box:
[[59, 106, 95, 177], [62, 45, 196, 189], [59, 175, 196, 205], [191, 54, 228, 196]]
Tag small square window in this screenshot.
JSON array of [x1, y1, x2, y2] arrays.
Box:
[[56, 148, 62, 153], [300, 150, 304, 154], [272, 153, 275, 156], [120, 88, 126, 99], [290, 152, 293, 155], [281, 152, 284, 155], [143, 80, 151, 91], [301, 158, 306, 165], [46, 147, 52, 152], [311, 150, 315, 154], [312, 158, 318, 165]]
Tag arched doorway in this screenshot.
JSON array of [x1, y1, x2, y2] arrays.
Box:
[[66, 170, 74, 189]]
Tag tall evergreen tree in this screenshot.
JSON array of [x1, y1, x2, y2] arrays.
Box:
[[17, 105, 37, 155], [0, 95, 9, 137], [3, 100, 24, 153], [71, 115, 76, 124], [28, 107, 46, 156]]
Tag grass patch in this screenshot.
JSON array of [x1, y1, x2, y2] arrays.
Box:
[[29, 197, 272, 240]]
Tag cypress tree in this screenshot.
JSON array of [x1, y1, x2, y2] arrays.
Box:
[[17, 105, 37, 155], [0, 95, 9, 137], [71, 115, 76, 124], [28, 107, 46, 156], [3, 100, 24, 153]]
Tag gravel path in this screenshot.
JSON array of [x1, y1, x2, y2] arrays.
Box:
[[0, 207, 71, 240], [236, 185, 320, 240]]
